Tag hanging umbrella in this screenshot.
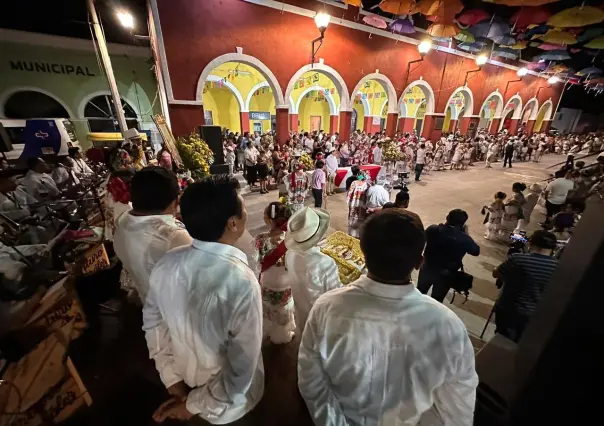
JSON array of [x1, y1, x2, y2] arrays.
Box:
[[550, 63, 569, 73], [523, 23, 550, 40], [454, 30, 475, 43], [457, 42, 485, 53], [538, 29, 577, 45], [507, 41, 527, 50], [585, 36, 604, 49], [379, 0, 415, 15], [492, 47, 519, 59], [576, 66, 602, 77], [344, 0, 362, 6], [414, 0, 463, 23], [577, 27, 604, 43], [483, 0, 560, 6], [510, 6, 552, 29], [363, 15, 388, 29], [427, 24, 459, 39], [535, 50, 571, 61], [469, 19, 511, 41], [456, 9, 490, 27], [493, 35, 516, 46], [536, 42, 565, 51], [390, 18, 416, 34], [547, 6, 604, 28], [528, 61, 548, 71]]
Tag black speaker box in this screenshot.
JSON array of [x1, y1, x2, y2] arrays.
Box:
[[199, 125, 224, 165], [0, 123, 13, 153], [210, 164, 231, 175]]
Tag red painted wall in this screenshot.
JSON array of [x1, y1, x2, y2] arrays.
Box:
[[157, 0, 563, 137]]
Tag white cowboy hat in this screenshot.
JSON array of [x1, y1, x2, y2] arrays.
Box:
[[123, 128, 141, 140], [529, 183, 543, 193], [285, 207, 331, 252]]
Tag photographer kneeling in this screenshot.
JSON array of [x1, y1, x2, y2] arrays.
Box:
[[493, 230, 558, 343]]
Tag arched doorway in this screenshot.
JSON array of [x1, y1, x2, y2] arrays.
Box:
[[2, 89, 71, 119], [398, 79, 436, 135], [535, 100, 553, 132], [285, 63, 350, 137], [350, 73, 397, 135], [479, 91, 504, 131], [82, 94, 139, 132], [521, 98, 539, 126], [443, 87, 473, 133], [500, 95, 523, 132], [196, 53, 284, 135], [351, 95, 369, 133]]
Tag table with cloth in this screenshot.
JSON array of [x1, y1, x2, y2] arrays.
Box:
[[334, 164, 382, 190]]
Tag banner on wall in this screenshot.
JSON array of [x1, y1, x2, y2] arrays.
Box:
[[250, 111, 271, 120], [372, 116, 381, 125]]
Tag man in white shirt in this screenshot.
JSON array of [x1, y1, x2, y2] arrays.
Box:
[[298, 209, 478, 425], [113, 167, 192, 304], [543, 169, 576, 225], [304, 132, 314, 154], [145, 175, 263, 424], [22, 158, 61, 202], [372, 142, 383, 165], [325, 150, 339, 196], [415, 143, 426, 182], [365, 176, 390, 209], [68, 147, 94, 177], [285, 207, 341, 330]]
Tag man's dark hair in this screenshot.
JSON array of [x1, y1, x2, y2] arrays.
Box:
[[315, 160, 325, 168], [395, 187, 410, 207], [68, 147, 80, 158], [529, 230, 557, 250], [381, 202, 397, 209], [26, 157, 41, 170], [360, 209, 426, 282], [180, 174, 242, 242], [351, 165, 361, 175], [131, 166, 179, 213], [446, 209, 469, 227]]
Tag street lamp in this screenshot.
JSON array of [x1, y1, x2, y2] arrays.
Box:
[[117, 10, 134, 29], [311, 12, 330, 67], [504, 68, 529, 98], [464, 54, 488, 85], [404, 40, 432, 86]]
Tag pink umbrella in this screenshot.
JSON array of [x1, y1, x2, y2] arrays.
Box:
[[456, 9, 490, 27], [363, 15, 388, 29], [538, 42, 565, 51], [528, 61, 548, 71], [510, 6, 552, 29]]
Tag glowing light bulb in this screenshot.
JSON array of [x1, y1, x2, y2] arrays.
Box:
[[517, 67, 528, 77], [117, 11, 134, 29], [548, 76, 559, 85], [475, 54, 488, 66], [315, 12, 330, 30], [418, 40, 432, 56]]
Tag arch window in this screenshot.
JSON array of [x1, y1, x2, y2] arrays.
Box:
[[4, 90, 70, 119], [84, 95, 139, 132]]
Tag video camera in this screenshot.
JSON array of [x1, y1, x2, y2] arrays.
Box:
[[508, 231, 528, 256]]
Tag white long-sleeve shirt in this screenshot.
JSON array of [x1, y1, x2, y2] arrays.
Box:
[[298, 275, 478, 426], [326, 154, 339, 175], [285, 247, 342, 330], [143, 241, 264, 424], [22, 170, 61, 202], [365, 184, 390, 209], [113, 212, 192, 303]]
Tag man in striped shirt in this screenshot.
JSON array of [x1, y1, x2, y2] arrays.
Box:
[[493, 230, 559, 342]]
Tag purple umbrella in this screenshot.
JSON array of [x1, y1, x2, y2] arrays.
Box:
[[390, 18, 415, 34], [535, 50, 571, 61], [469, 19, 511, 42]]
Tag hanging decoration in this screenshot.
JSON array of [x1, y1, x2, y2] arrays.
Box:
[[457, 42, 484, 53], [469, 19, 511, 43], [577, 27, 604, 43], [527, 61, 548, 71], [482, 0, 559, 6], [427, 23, 459, 39], [547, 6, 604, 28], [507, 41, 527, 50], [379, 0, 415, 15], [576, 66, 602, 77], [390, 18, 415, 34], [509, 6, 552, 29], [537, 29, 577, 45], [454, 30, 475, 43], [492, 47, 519, 60], [362, 15, 388, 29], [456, 9, 490, 27], [535, 50, 571, 61], [534, 42, 565, 51], [585, 36, 604, 50], [414, 0, 463, 24], [343, 0, 362, 6]]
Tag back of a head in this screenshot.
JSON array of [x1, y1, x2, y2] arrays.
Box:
[[395, 187, 410, 208], [529, 230, 557, 250], [180, 174, 241, 242], [351, 165, 361, 175], [446, 209, 469, 227], [26, 157, 41, 171], [130, 166, 179, 213], [316, 160, 325, 169], [361, 209, 426, 282]]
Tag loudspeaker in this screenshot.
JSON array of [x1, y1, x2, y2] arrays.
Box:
[[0, 123, 13, 153], [200, 125, 224, 165]]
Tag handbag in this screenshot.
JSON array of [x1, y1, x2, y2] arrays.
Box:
[[447, 265, 473, 303]]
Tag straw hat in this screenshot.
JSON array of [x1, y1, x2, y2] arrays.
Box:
[[123, 128, 141, 140], [285, 207, 331, 252]]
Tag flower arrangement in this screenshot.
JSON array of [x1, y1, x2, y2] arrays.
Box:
[[299, 153, 314, 170], [381, 138, 403, 162], [176, 131, 214, 180]]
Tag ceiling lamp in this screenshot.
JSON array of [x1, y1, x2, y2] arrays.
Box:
[[548, 76, 560, 85], [517, 67, 529, 77], [418, 40, 433, 56], [475, 54, 488, 67]]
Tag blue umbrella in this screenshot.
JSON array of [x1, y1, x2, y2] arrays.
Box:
[[524, 24, 550, 40], [469, 19, 510, 41], [577, 27, 604, 43], [390, 18, 415, 34], [493, 35, 516, 46], [577, 66, 602, 76], [493, 47, 519, 59], [535, 50, 571, 61]]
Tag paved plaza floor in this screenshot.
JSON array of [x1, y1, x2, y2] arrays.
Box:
[[242, 153, 560, 347]]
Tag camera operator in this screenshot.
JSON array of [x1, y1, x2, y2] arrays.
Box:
[[492, 230, 558, 343]]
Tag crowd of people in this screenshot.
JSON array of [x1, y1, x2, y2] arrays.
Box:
[[2, 122, 603, 425]]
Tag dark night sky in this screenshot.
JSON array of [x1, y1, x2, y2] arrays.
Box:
[[1, 0, 603, 112]]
